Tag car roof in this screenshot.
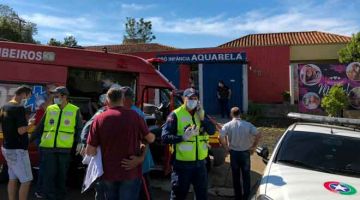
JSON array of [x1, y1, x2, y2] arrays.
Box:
[[289, 123, 360, 138]]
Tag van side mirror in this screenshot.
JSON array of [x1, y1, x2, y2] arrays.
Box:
[[256, 146, 269, 164]]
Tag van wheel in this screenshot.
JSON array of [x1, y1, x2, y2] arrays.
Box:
[[0, 164, 9, 183]]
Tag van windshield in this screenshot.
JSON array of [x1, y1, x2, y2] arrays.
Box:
[[275, 131, 360, 177]]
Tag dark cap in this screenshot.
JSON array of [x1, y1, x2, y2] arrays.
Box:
[[50, 86, 70, 95], [183, 88, 198, 97]]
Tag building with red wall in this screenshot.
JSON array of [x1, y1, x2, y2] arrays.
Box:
[[86, 31, 350, 114], [88, 44, 290, 104]]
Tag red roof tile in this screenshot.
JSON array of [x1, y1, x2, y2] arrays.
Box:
[[219, 31, 351, 48], [85, 43, 178, 53]]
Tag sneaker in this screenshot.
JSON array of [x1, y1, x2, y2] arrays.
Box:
[[34, 192, 44, 199]]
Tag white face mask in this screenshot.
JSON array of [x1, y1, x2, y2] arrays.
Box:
[[186, 100, 198, 110], [54, 98, 62, 105], [20, 98, 28, 106]]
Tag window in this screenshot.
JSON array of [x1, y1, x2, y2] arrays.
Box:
[[275, 131, 360, 177]]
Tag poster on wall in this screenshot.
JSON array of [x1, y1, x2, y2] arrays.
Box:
[[298, 62, 360, 113]]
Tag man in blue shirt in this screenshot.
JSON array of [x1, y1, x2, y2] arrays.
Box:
[[81, 87, 155, 200], [120, 86, 154, 200]]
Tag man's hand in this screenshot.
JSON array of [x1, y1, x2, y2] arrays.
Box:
[[121, 156, 144, 170], [223, 145, 230, 156], [85, 144, 97, 156], [17, 126, 28, 135], [76, 143, 86, 156], [182, 126, 198, 141], [196, 105, 205, 121], [183, 126, 193, 141], [249, 146, 256, 155]]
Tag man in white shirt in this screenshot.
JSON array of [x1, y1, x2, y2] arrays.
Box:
[[219, 107, 261, 200]]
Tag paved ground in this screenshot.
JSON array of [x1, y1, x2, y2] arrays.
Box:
[[0, 154, 266, 200]]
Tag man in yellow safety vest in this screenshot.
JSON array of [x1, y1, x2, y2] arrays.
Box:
[[34, 86, 83, 200], [162, 88, 215, 200]]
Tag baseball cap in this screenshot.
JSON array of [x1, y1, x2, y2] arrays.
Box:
[[183, 88, 198, 97], [50, 86, 70, 95]]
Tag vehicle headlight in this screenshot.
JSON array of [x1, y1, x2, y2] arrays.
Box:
[[257, 194, 273, 200]]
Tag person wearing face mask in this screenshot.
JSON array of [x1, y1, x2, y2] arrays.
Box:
[[32, 86, 83, 200], [162, 88, 216, 200], [0, 85, 33, 200]]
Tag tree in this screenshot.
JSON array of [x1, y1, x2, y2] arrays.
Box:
[[338, 32, 360, 63], [0, 4, 38, 43], [63, 36, 78, 47], [47, 36, 78, 47], [321, 85, 349, 117], [48, 38, 62, 46], [124, 17, 156, 43]]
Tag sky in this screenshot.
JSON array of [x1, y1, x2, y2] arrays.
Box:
[[2, 0, 360, 48]]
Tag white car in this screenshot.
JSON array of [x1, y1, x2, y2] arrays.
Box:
[[255, 113, 360, 200]]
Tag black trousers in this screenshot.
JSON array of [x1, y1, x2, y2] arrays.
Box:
[[230, 150, 251, 200], [42, 151, 71, 200]]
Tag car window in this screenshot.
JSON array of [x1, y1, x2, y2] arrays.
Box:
[[275, 131, 360, 177]]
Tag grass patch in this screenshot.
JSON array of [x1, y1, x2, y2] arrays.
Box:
[[258, 127, 285, 153]]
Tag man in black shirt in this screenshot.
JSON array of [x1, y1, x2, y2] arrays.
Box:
[[0, 85, 33, 200], [217, 80, 231, 118]]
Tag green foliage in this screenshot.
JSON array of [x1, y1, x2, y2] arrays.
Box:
[[63, 36, 78, 47], [338, 32, 360, 63], [245, 103, 263, 123], [124, 17, 156, 43], [48, 36, 78, 47], [321, 85, 349, 117], [48, 38, 62, 46], [0, 4, 37, 43]]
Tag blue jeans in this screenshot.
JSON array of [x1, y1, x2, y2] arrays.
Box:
[[103, 178, 141, 200], [230, 150, 251, 200], [170, 160, 208, 200]]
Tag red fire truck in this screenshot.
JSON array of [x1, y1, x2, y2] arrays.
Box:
[[0, 41, 224, 183]]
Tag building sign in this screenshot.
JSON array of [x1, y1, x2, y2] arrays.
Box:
[[298, 62, 360, 113], [0, 47, 56, 62], [157, 52, 246, 63]]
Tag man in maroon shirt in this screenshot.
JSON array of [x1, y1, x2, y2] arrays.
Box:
[[86, 87, 155, 200]]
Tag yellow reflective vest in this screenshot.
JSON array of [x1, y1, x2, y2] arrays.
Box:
[[174, 105, 209, 161], [40, 103, 79, 149]]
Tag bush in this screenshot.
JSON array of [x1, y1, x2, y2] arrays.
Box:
[[321, 85, 349, 117], [245, 103, 263, 122], [338, 32, 360, 63]]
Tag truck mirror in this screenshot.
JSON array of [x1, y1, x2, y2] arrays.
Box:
[[256, 146, 269, 164]]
